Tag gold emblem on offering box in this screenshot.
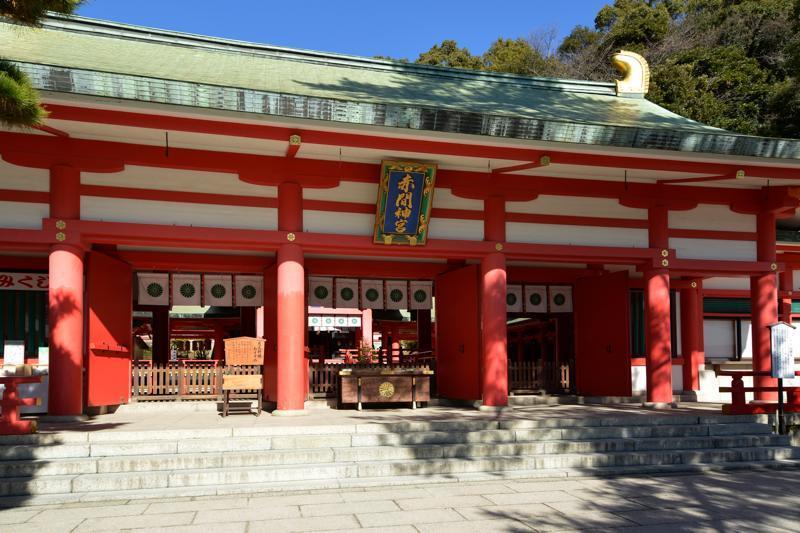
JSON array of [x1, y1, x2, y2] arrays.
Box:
[[374, 161, 436, 246], [378, 381, 395, 398]]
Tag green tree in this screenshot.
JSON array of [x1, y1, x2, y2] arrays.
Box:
[[415, 40, 483, 70], [0, 0, 83, 127], [483, 37, 564, 77], [560, 0, 800, 137]]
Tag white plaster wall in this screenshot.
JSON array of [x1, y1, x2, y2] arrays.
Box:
[[703, 277, 750, 290], [427, 218, 483, 241], [669, 204, 756, 232], [302, 181, 375, 203], [507, 222, 648, 248], [0, 160, 49, 191], [303, 210, 373, 236], [82, 166, 277, 197], [669, 238, 757, 261], [81, 197, 278, 230], [672, 364, 684, 392], [432, 189, 484, 211], [704, 319, 736, 359], [630, 365, 685, 394], [507, 195, 647, 219], [794, 269, 800, 292], [0, 201, 48, 229], [631, 366, 647, 394]]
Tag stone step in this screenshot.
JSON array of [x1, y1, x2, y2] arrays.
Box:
[[1, 444, 796, 497], [0, 420, 777, 461], [0, 433, 787, 479], [2, 457, 799, 508], [1, 414, 770, 447], [354, 446, 800, 478]]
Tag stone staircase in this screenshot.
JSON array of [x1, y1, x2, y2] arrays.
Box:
[[0, 414, 798, 506]]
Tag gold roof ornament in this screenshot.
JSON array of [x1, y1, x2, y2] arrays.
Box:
[[612, 50, 650, 96]]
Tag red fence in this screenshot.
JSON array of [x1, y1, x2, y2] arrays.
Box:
[[713, 365, 800, 415]]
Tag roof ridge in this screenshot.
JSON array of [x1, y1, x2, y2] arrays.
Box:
[[37, 13, 616, 95]]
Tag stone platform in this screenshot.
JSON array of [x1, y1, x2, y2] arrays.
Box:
[[1, 403, 798, 508]]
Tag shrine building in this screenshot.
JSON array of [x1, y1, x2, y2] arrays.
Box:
[[2, 14, 800, 415]]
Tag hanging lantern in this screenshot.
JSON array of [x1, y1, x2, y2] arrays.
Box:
[[308, 277, 334, 307], [335, 278, 359, 308], [385, 280, 408, 310], [506, 285, 523, 313], [137, 273, 169, 306]]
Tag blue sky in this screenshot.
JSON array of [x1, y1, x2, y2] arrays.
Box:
[[76, 0, 610, 59]]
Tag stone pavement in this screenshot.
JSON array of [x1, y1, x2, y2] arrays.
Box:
[[39, 402, 724, 434], [1, 469, 798, 532]]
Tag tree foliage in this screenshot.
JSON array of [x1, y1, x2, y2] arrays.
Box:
[[0, 0, 82, 127], [411, 0, 800, 138], [0, 0, 81, 25], [0, 59, 45, 126]]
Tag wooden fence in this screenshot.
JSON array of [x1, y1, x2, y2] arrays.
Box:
[[131, 362, 260, 401], [308, 362, 434, 399], [132, 360, 571, 401], [508, 361, 572, 394]]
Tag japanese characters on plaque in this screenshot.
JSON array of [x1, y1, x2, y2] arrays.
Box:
[[374, 161, 436, 245], [0, 272, 48, 291]]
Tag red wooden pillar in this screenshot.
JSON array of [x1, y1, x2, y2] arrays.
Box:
[[361, 308, 373, 347], [151, 307, 170, 365], [779, 265, 793, 324], [751, 211, 778, 400], [48, 165, 85, 415], [212, 328, 224, 360], [274, 180, 306, 414], [645, 206, 673, 404], [416, 309, 432, 352], [481, 195, 508, 408], [680, 280, 704, 392]]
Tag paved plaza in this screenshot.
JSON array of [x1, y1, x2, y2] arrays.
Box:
[[38, 402, 725, 434], [1, 469, 798, 532]]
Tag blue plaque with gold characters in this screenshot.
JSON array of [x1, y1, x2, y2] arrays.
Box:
[[374, 161, 436, 245]]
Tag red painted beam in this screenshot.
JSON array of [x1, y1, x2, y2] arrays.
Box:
[[668, 229, 757, 241], [0, 189, 50, 204], [44, 104, 800, 180], [305, 258, 449, 279], [492, 156, 551, 175], [114, 251, 273, 273], [658, 170, 744, 185], [286, 134, 301, 158], [0, 131, 770, 208]]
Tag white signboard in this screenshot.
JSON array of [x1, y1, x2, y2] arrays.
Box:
[[3, 341, 25, 365], [0, 272, 48, 291], [770, 322, 796, 379], [38, 347, 49, 366]]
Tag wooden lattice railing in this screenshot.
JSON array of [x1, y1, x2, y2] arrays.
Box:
[[508, 361, 572, 394], [131, 362, 260, 401]]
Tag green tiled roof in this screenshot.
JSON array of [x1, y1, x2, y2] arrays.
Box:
[[2, 15, 800, 160]]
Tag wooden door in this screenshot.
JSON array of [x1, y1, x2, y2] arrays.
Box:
[[86, 251, 133, 407], [574, 270, 632, 396], [435, 265, 481, 400]]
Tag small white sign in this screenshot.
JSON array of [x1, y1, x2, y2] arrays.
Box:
[[770, 322, 796, 379], [4, 341, 25, 365], [37, 347, 49, 366]]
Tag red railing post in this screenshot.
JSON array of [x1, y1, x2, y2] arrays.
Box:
[[730, 375, 746, 414]]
